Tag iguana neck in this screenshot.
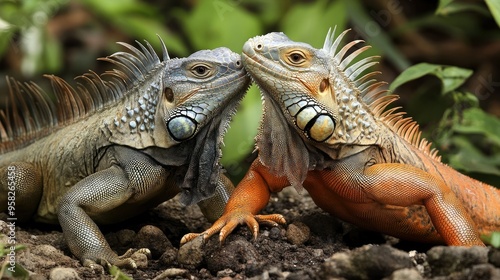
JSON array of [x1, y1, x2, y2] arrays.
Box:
[[102, 62, 175, 150]]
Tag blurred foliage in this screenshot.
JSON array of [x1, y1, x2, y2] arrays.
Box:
[[0, 0, 499, 185], [392, 63, 500, 184], [109, 265, 133, 280], [483, 231, 500, 247], [0, 242, 28, 279]]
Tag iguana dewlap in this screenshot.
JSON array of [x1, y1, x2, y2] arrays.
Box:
[[0, 38, 250, 269], [182, 29, 500, 247]]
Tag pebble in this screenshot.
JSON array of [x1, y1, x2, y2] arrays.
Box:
[[177, 235, 204, 266], [286, 222, 310, 245], [49, 267, 81, 280], [320, 244, 413, 279], [426, 245, 488, 276], [133, 225, 172, 258]]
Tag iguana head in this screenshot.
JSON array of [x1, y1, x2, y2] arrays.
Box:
[[242, 29, 383, 147], [107, 44, 249, 150], [158, 47, 248, 142], [241, 29, 390, 190]]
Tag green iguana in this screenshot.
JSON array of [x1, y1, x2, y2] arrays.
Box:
[[182, 29, 500, 247], [0, 38, 250, 268]]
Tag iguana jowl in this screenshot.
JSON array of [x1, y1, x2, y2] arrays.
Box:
[[0, 38, 250, 268], [182, 29, 500, 246]]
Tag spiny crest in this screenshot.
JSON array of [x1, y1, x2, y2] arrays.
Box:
[[0, 36, 170, 153], [323, 27, 440, 161]]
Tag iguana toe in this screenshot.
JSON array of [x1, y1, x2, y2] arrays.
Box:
[[82, 259, 106, 274], [180, 233, 205, 245], [255, 214, 287, 227]]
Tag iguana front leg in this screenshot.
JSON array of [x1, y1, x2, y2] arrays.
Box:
[[58, 147, 171, 269], [181, 160, 286, 244]]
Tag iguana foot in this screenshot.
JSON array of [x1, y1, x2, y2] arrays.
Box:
[[82, 248, 151, 272], [119, 248, 152, 260], [180, 213, 286, 244]]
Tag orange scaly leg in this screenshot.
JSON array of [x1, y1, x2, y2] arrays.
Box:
[[181, 160, 288, 244]]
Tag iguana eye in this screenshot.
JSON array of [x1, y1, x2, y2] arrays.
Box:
[[286, 51, 307, 65], [190, 64, 212, 78]]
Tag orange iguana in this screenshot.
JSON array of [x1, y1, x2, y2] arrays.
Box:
[[0, 39, 249, 268], [182, 29, 500, 247]]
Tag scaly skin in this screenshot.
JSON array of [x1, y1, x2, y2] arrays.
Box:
[[182, 29, 500, 247], [0, 39, 250, 269]]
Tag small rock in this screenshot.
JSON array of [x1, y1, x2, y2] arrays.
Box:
[[0, 220, 9, 235], [217, 268, 236, 277], [205, 238, 262, 276], [313, 249, 324, 257], [300, 213, 342, 239], [177, 235, 204, 267], [320, 244, 413, 279], [116, 229, 136, 246], [385, 268, 423, 280], [49, 267, 81, 280], [32, 244, 61, 257], [286, 222, 310, 245], [133, 225, 172, 258], [152, 268, 189, 280], [159, 248, 178, 266], [427, 246, 488, 276], [489, 247, 500, 267], [468, 263, 500, 279], [269, 227, 282, 240], [28, 274, 46, 280]]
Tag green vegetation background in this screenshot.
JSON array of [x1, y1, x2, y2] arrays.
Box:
[[0, 0, 500, 186]]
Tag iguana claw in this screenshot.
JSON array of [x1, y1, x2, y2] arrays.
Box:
[[180, 213, 287, 245]]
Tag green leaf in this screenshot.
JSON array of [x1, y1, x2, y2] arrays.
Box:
[[81, 0, 187, 56], [486, 0, 500, 28], [346, 0, 410, 71], [389, 63, 472, 94], [281, 0, 347, 47], [244, 0, 284, 26], [81, 0, 154, 17], [483, 232, 500, 247], [448, 136, 500, 176], [436, 1, 490, 16], [109, 265, 133, 280], [42, 32, 62, 73], [221, 86, 261, 167], [453, 108, 500, 147], [113, 17, 187, 57], [436, 0, 454, 12], [0, 29, 14, 57], [437, 66, 473, 93], [179, 0, 262, 53], [1, 262, 30, 280], [390, 63, 440, 91]]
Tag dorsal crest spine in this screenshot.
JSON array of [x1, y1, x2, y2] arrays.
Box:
[[323, 27, 440, 161], [0, 37, 170, 153]]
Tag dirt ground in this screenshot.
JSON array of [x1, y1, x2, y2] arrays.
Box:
[[2, 187, 500, 280]]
